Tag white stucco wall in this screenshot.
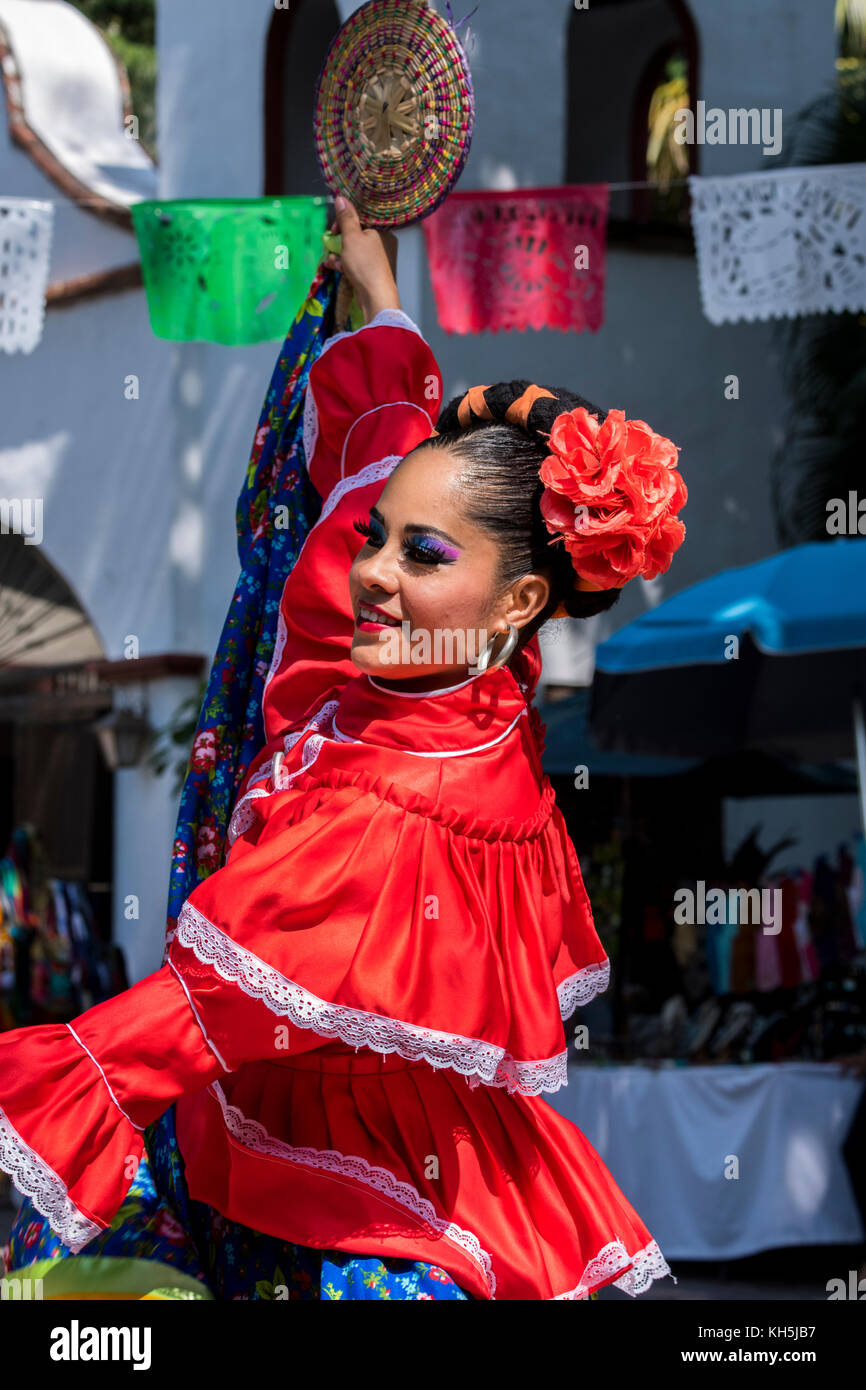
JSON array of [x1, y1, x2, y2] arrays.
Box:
[[0, 0, 842, 974], [689, 0, 835, 177], [3, 0, 839, 664]]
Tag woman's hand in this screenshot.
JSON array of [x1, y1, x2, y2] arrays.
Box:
[[323, 196, 401, 324]]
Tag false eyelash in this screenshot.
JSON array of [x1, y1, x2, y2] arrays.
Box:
[[353, 515, 452, 566], [406, 538, 454, 564]]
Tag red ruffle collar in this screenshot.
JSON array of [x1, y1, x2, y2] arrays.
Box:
[[333, 638, 541, 756]]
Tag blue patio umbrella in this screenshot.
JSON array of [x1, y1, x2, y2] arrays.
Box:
[[590, 539, 866, 831]]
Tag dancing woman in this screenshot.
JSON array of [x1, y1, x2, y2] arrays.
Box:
[[0, 199, 686, 1301]]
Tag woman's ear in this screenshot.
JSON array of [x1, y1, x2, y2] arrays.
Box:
[[502, 573, 551, 632]]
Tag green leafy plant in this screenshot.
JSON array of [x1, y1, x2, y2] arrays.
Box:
[[645, 53, 690, 225], [70, 0, 156, 156], [147, 679, 206, 796]]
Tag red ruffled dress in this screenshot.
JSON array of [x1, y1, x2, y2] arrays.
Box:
[[0, 308, 674, 1301]]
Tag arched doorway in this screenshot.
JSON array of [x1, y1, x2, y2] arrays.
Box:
[[263, 0, 341, 196], [0, 534, 115, 1024], [565, 0, 700, 235]]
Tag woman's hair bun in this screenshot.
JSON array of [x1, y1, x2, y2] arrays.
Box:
[[417, 381, 622, 634]]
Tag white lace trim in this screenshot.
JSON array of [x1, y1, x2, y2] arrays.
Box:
[[302, 384, 320, 476], [0, 1105, 103, 1254], [207, 1084, 672, 1302], [553, 1237, 675, 1301], [264, 608, 287, 692], [226, 700, 339, 846], [208, 1082, 496, 1296], [464, 1049, 567, 1095], [318, 453, 403, 527], [172, 902, 572, 1096], [285, 453, 403, 586], [557, 959, 610, 1019], [364, 307, 425, 337]]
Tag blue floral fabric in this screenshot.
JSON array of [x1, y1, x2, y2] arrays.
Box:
[[164, 267, 329, 940]]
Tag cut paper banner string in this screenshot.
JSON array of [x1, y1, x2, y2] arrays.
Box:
[[689, 163, 866, 325], [421, 185, 609, 334], [131, 197, 330, 344], [0, 198, 53, 354]]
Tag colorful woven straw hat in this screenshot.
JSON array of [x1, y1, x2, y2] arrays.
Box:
[[314, 0, 475, 228]]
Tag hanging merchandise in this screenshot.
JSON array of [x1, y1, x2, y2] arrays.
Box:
[[0, 824, 127, 1030], [793, 870, 820, 984], [131, 197, 330, 344], [0, 198, 53, 354], [163, 264, 334, 949], [313, 0, 475, 228], [422, 185, 610, 334], [689, 163, 866, 325]]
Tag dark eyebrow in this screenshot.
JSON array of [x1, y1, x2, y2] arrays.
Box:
[[369, 505, 463, 550]]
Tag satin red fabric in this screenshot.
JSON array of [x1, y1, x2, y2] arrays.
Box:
[[0, 308, 672, 1300]]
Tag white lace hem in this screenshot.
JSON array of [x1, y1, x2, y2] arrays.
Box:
[[207, 1083, 672, 1302], [226, 700, 339, 846], [208, 1082, 496, 1297], [557, 958, 610, 1018], [465, 1050, 568, 1094], [553, 1237, 676, 1300], [0, 1105, 103, 1254], [172, 902, 587, 1096], [316, 452, 403, 525]]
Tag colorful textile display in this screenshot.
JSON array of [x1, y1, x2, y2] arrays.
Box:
[[701, 849, 860, 998], [163, 271, 329, 946], [689, 164, 866, 325], [0, 199, 53, 354], [422, 185, 609, 334], [0, 307, 672, 1301], [313, 0, 475, 228], [131, 198, 330, 344], [0, 826, 124, 1030]]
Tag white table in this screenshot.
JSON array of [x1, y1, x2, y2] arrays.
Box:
[[547, 1061, 865, 1260]]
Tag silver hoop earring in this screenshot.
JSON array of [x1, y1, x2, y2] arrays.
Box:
[[475, 623, 519, 674]]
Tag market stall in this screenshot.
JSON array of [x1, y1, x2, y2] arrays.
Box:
[[548, 1060, 864, 1260]]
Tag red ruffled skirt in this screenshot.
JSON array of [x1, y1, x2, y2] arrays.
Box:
[[175, 1043, 671, 1302]]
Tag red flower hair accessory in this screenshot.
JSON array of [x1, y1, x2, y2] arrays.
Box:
[[538, 406, 687, 612]]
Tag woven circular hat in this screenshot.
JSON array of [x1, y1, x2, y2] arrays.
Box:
[[314, 0, 475, 228]]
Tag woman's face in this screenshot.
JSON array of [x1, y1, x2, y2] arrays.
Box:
[[348, 446, 550, 691]]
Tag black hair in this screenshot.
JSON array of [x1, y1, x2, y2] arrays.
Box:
[[405, 380, 621, 645]]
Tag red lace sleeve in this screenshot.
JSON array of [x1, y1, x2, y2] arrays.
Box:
[[303, 307, 443, 501], [262, 308, 443, 740]]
